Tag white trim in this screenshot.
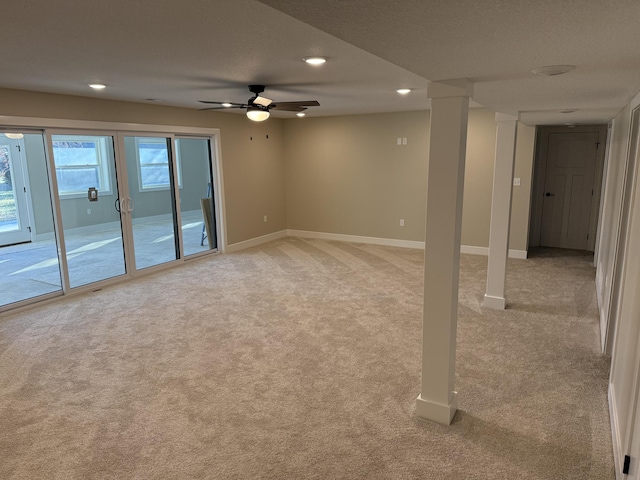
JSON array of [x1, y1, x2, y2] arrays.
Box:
[[460, 245, 488, 256], [286, 230, 529, 257], [0, 115, 220, 137], [609, 386, 624, 480], [415, 393, 458, 425], [225, 230, 287, 253], [460, 244, 528, 259], [287, 229, 424, 249], [34, 231, 55, 242], [483, 294, 506, 310]]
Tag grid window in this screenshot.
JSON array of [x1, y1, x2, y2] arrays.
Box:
[[52, 136, 112, 196]]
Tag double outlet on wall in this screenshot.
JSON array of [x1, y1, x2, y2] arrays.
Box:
[[396, 137, 408, 145]]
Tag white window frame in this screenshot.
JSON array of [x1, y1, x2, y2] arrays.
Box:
[[52, 135, 113, 198], [135, 137, 182, 192]]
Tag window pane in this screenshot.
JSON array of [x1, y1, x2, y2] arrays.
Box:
[[55, 167, 100, 192], [140, 165, 170, 187], [52, 141, 99, 166], [139, 143, 168, 164]]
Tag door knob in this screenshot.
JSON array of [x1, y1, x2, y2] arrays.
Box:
[[545, 192, 555, 197]]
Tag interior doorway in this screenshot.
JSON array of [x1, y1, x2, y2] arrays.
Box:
[[0, 134, 33, 247], [529, 125, 608, 251]]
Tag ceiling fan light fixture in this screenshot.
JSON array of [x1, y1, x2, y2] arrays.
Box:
[[221, 103, 233, 108], [303, 56, 327, 65], [531, 65, 576, 77], [296, 112, 306, 117], [396, 88, 411, 95], [89, 83, 106, 90], [4, 133, 24, 139], [247, 106, 270, 122]]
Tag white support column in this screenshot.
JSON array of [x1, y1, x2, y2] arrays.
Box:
[[484, 113, 518, 310], [416, 80, 473, 425]]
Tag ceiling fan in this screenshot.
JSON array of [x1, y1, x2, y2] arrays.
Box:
[[199, 85, 320, 121]]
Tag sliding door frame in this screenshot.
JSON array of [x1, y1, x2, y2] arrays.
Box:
[[0, 115, 225, 313]]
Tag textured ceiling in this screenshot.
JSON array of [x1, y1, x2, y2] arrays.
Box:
[[258, 0, 640, 125], [1, 0, 639, 125]]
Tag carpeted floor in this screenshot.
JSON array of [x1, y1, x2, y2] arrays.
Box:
[[0, 237, 614, 479]]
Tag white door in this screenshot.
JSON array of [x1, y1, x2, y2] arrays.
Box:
[[0, 136, 31, 246], [540, 131, 600, 249]]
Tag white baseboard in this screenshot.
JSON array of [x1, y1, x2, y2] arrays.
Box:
[[34, 232, 55, 242], [287, 229, 424, 249], [226, 229, 529, 259], [225, 230, 288, 253], [460, 245, 528, 259]]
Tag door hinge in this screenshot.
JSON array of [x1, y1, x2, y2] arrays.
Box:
[[28, 226, 31, 233], [24, 187, 26, 193], [596, 141, 600, 150], [624, 455, 631, 474]]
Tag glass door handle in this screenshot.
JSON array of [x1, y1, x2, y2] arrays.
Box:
[[127, 197, 135, 213]]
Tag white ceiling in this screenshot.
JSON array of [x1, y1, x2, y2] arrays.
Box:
[[1, 0, 639, 125]]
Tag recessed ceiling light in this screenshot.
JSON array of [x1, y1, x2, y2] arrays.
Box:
[[89, 83, 106, 90], [222, 103, 233, 108], [296, 112, 306, 117], [531, 65, 576, 76], [303, 57, 327, 65], [396, 88, 411, 95]]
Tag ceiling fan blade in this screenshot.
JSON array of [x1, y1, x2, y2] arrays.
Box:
[[270, 100, 320, 111], [253, 96, 273, 107], [198, 100, 246, 107], [198, 105, 245, 111]]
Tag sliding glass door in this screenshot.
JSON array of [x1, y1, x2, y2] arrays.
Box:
[[50, 134, 127, 288], [1, 124, 219, 312], [0, 134, 31, 246], [176, 137, 217, 256], [1, 132, 62, 308], [122, 135, 179, 270]]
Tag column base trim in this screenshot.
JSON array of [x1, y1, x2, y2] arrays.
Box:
[[416, 393, 458, 425], [483, 294, 506, 310]]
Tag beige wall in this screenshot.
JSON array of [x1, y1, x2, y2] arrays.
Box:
[[283, 111, 429, 241], [511, 123, 536, 251], [283, 108, 535, 250], [0, 88, 537, 250], [461, 108, 496, 247], [0, 88, 287, 246]]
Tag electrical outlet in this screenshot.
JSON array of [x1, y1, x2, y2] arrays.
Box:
[[402, 137, 407, 145], [513, 177, 521, 186], [263, 215, 268, 222], [397, 137, 402, 145], [400, 219, 405, 227]]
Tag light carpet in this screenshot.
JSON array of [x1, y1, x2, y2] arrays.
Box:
[[0, 237, 614, 479]]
